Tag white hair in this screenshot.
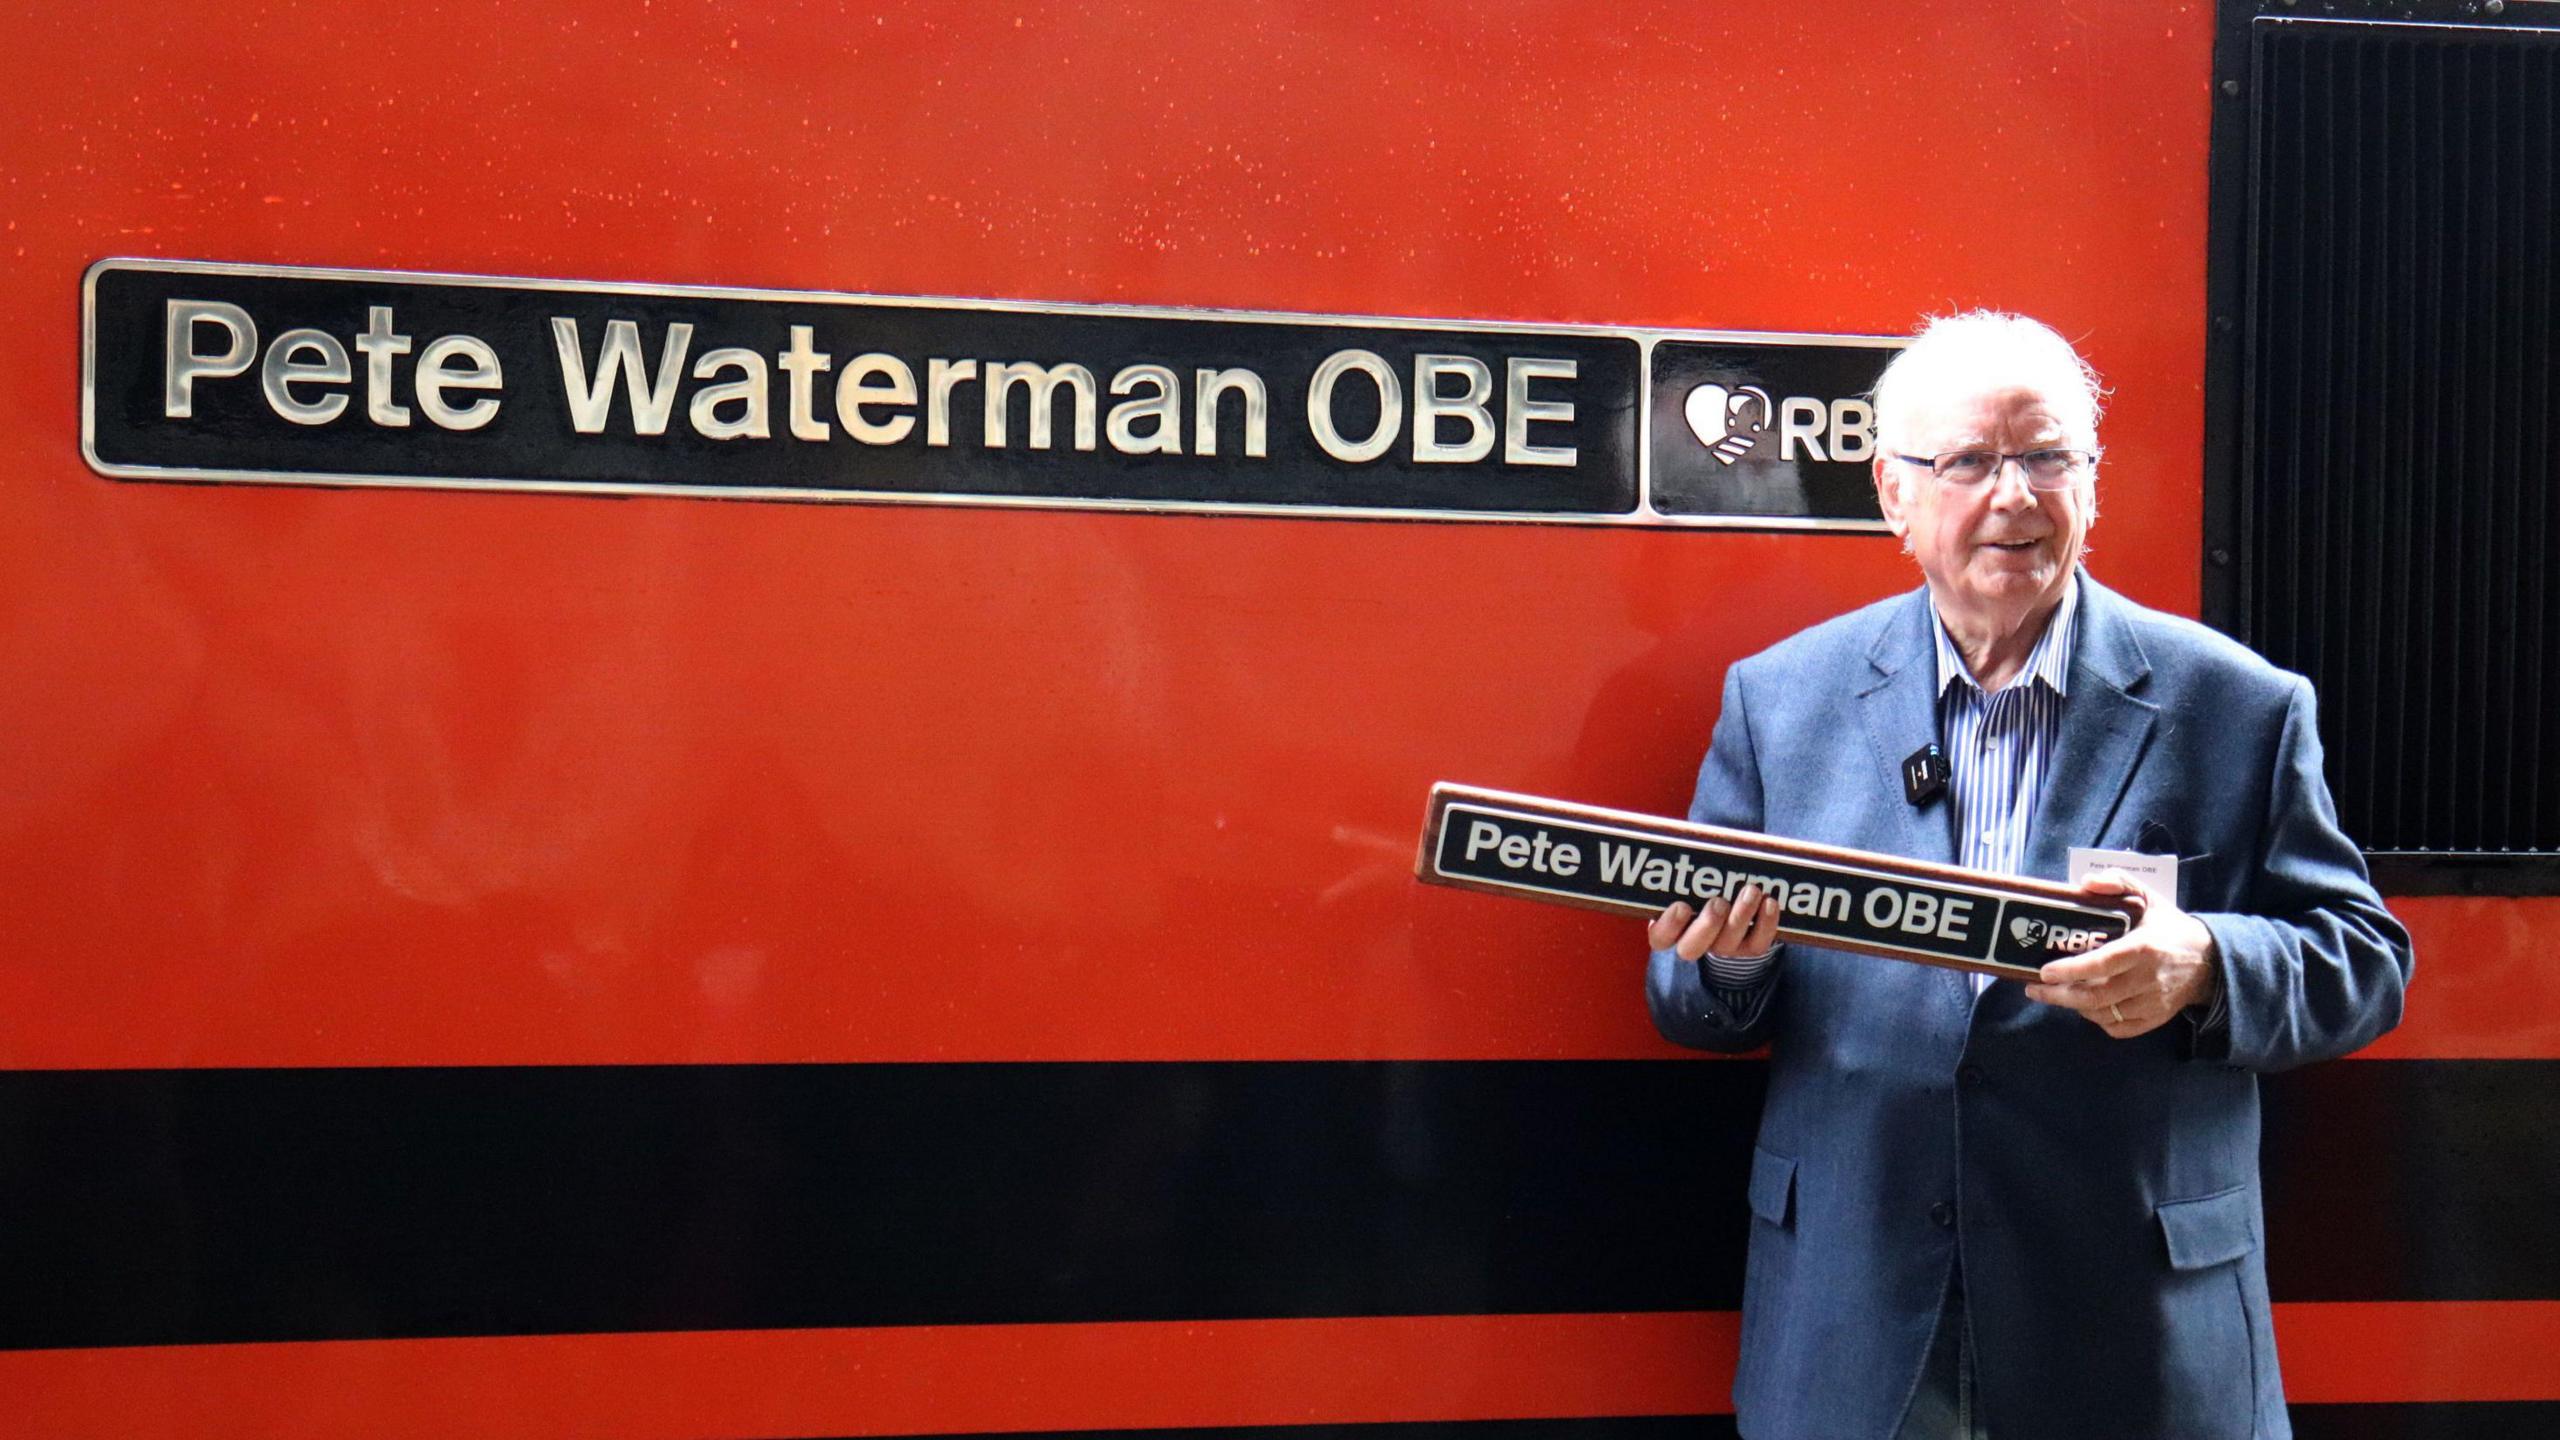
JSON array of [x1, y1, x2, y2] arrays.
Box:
[[1869, 311, 2107, 454]]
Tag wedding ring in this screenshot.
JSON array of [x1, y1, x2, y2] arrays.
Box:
[[2109, 1001, 2126, 1023]]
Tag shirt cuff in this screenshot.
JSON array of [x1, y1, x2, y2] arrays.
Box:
[[1702, 942, 1785, 993], [2187, 969, 2231, 1036]]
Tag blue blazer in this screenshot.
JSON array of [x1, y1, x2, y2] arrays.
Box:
[[1646, 575, 2411, 1440]]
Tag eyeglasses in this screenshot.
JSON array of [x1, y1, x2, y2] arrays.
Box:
[[1890, 447, 2100, 490]]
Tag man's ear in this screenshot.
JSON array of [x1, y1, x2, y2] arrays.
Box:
[[1873, 454, 1909, 537]]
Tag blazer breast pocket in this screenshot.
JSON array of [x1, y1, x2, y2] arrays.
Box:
[[2120, 819, 2223, 909]]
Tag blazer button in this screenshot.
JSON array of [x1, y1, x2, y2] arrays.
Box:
[[1930, 1202, 1954, 1229], [1959, 1064, 1986, 1085]]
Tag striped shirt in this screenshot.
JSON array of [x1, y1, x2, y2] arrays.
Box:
[[1934, 579, 2080, 992]]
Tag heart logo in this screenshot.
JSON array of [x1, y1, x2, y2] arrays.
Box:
[[2009, 917, 2049, 949], [1684, 383, 1771, 465]]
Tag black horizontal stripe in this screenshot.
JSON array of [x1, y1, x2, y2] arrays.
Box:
[[0, 1059, 2551, 1350], [2260, 1060, 2560, 1302], [0, 1061, 1755, 1350], [2288, 1402, 2560, 1440]]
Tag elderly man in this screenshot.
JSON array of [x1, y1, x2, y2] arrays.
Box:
[[1643, 312, 2411, 1440]]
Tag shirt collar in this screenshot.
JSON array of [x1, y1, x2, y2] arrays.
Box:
[[1932, 572, 2080, 699]]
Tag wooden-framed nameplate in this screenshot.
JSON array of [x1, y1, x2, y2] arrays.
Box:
[[1416, 783, 2139, 981]]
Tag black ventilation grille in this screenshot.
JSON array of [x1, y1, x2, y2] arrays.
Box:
[[2219, 13, 2560, 884]]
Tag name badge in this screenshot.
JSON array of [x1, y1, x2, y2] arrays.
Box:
[[2068, 846, 2179, 904]]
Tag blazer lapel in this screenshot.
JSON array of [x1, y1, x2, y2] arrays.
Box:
[[2024, 575, 2160, 880], [1855, 587, 1957, 867]]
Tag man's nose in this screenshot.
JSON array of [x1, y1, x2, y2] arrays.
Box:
[[1987, 454, 2038, 507]]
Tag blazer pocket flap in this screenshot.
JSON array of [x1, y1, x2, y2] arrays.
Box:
[[1747, 1145, 1796, 1227], [2158, 1185, 2257, 1270]]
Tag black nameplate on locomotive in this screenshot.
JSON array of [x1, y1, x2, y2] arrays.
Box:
[[1416, 783, 2136, 980], [85, 259, 1637, 518], [82, 257, 1899, 527]]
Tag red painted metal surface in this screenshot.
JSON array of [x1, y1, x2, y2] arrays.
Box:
[[0, 1314, 1738, 1440], [6, 1305, 2558, 1439], [1, 1, 2544, 1434], [3, 0, 2241, 1072]]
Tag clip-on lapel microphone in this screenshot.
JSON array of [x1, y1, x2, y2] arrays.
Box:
[[1904, 743, 1951, 807]]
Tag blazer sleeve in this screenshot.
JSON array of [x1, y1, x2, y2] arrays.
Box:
[[1646, 663, 1785, 1052], [2193, 673, 2414, 1071]]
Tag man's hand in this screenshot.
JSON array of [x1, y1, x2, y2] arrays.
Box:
[[1647, 886, 1783, 964], [2023, 870, 2219, 1039]]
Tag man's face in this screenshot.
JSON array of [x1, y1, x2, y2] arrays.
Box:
[[1872, 379, 2094, 621]]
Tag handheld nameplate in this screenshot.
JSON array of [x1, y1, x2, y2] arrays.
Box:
[[1414, 782, 2137, 981]]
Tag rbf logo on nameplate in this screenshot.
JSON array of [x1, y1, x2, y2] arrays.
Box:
[[1414, 784, 2134, 980], [1648, 338, 1897, 523]]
